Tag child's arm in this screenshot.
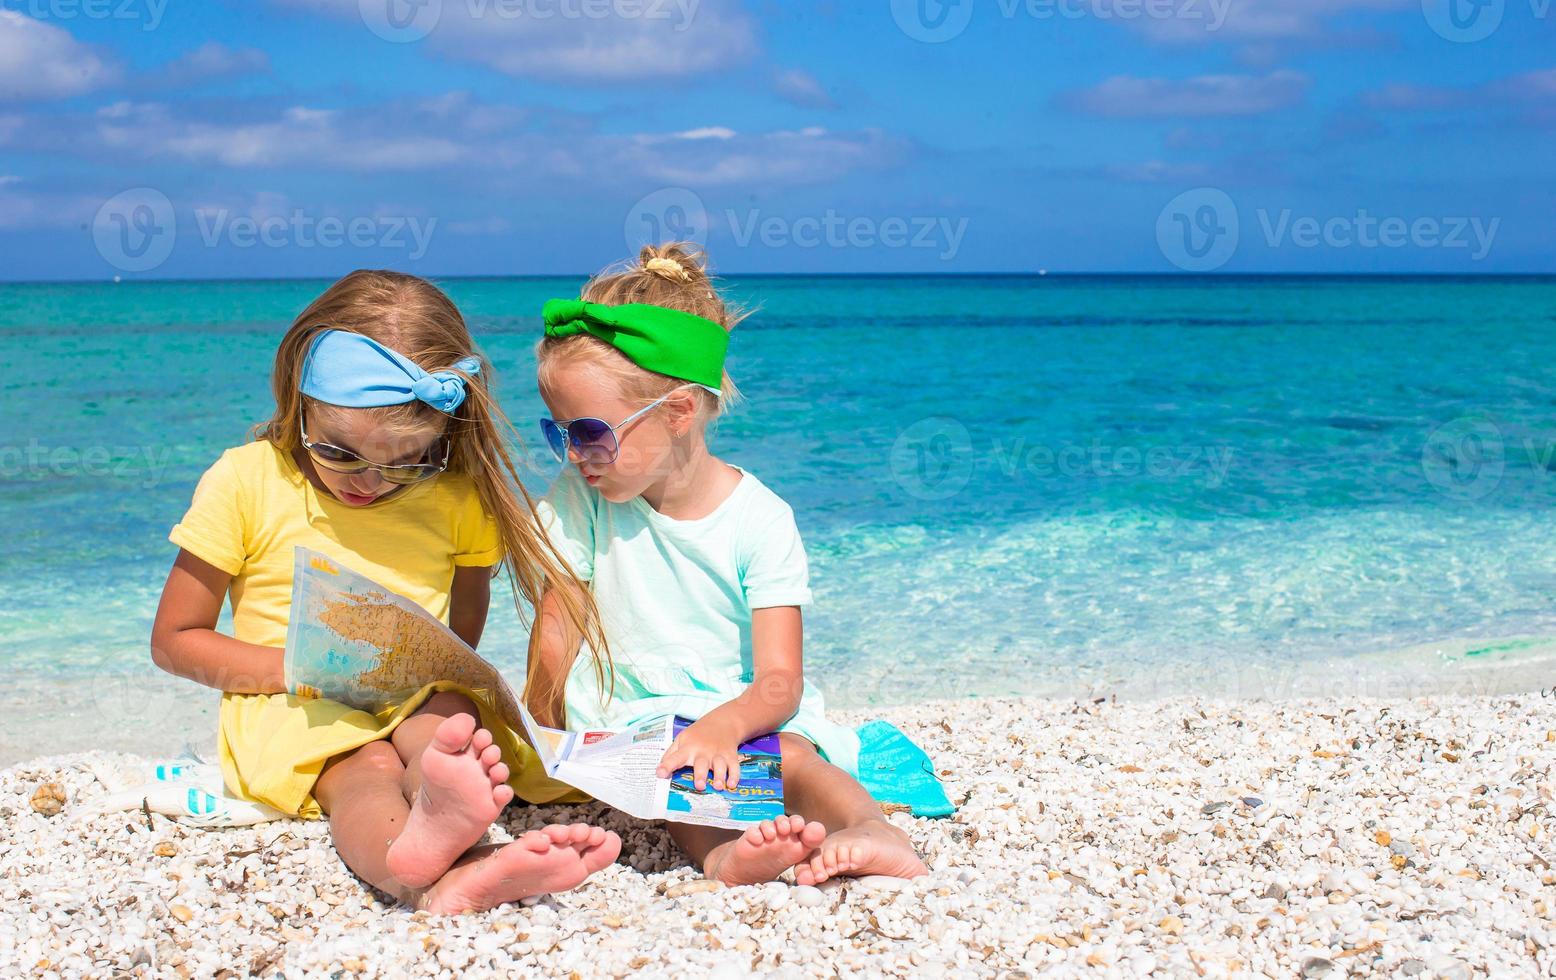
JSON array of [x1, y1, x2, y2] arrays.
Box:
[[448, 564, 495, 649], [150, 550, 286, 694], [657, 605, 805, 791]]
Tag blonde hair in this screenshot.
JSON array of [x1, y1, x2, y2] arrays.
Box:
[[256, 269, 611, 707], [536, 242, 745, 420]]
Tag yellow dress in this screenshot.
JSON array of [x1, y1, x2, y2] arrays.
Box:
[[169, 440, 582, 818]]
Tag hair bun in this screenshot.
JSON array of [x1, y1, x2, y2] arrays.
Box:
[[643, 255, 692, 282]]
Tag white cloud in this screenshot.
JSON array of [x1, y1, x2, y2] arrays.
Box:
[[24, 94, 904, 188], [0, 90, 902, 196], [144, 42, 270, 88], [93, 102, 468, 170], [446, 216, 513, 235], [1042, 0, 1409, 62], [1124, 0, 1410, 44], [1518, 69, 1556, 99], [620, 126, 902, 186], [773, 68, 837, 110], [1363, 69, 1556, 110], [0, 11, 118, 101], [1061, 70, 1310, 117], [0, 189, 45, 229], [1104, 160, 1215, 184], [189, 190, 295, 224], [277, 0, 759, 83], [1361, 68, 1556, 126], [1363, 83, 1469, 112], [675, 127, 737, 140], [0, 179, 106, 230]]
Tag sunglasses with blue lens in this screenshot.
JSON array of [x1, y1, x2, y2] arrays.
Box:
[[539, 391, 681, 466]]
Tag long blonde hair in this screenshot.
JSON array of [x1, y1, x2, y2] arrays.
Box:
[[536, 242, 745, 420], [256, 269, 610, 706]]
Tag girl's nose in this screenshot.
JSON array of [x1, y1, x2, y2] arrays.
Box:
[[351, 468, 384, 493]]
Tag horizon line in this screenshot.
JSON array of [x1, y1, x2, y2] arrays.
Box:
[[5, 271, 1556, 287]]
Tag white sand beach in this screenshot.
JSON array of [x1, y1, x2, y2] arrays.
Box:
[[4, 694, 1553, 978]]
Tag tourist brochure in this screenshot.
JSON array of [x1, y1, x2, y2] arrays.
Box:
[[285, 547, 784, 828]]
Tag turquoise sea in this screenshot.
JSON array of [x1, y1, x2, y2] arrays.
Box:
[[3, 275, 1555, 760]]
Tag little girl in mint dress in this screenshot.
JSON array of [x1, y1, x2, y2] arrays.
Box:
[[530, 243, 927, 888], [542, 459, 859, 771]]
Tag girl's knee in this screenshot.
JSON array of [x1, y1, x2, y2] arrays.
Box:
[[339, 739, 403, 774], [416, 691, 479, 719], [318, 739, 403, 798], [777, 733, 823, 768]]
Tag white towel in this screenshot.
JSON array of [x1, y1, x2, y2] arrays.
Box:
[[78, 757, 286, 828]]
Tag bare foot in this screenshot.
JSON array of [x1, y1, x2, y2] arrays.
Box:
[[421, 823, 622, 915], [386, 714, 513, 889], [793, 819, 927, 886], [704, 814, 827, 886]]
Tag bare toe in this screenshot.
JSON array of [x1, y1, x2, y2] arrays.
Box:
[[581, 831, 622, 872], [421, 831, 614, 915], [386, 715, 507, 889], [805, 823, 927, 883], [431, 713, 476, 752], [710, 814, 824, 887]]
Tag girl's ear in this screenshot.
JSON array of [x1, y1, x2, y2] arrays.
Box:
[[665, 388, 702, 436]]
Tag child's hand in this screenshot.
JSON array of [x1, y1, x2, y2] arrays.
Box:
[[658, 716, 744, 791]]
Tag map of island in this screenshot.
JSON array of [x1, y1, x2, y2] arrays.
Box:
[[285, 548, 523, 731]]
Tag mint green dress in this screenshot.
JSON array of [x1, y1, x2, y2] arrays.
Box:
[[538, 466, 860, 776]]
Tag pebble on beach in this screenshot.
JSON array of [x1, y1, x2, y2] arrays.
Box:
[[3, 694, 1554, 977], [28, 782, 66, 817]]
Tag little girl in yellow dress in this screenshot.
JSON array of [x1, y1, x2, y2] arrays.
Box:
[[151, 270, 619, 913]]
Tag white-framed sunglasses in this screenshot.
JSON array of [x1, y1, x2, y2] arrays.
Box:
[[539, 384, 716, 465], [299, 411, 451, 485]]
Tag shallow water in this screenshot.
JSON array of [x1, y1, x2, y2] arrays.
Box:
[[4, 275, 1555, 760]]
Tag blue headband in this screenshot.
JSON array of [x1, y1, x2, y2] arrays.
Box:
[[299, 329, 481, 415]]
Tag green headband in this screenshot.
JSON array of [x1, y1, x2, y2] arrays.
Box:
[[542, 299, 728, 394]]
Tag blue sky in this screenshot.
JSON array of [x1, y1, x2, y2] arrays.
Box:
[[1, 0, 1552, 278]]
